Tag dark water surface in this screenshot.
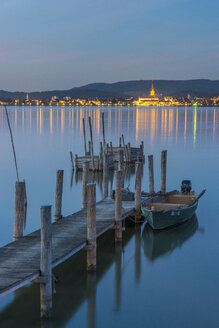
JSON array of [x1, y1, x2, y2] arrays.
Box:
[[0, 106, 218, 327]]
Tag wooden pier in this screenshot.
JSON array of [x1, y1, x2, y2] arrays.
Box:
[[0, 197, 135, 306]]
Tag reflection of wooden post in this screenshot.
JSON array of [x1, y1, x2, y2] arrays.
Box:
[[103, 154, 109, 199], [135, 162, 142, 221], [115, 171, 122, 243], [40, 205, 52, 319], [134, 227, 141, 284], [148, 155, 154, 194], [82, 161, 89, 209], [118, 149, 124, 188], [161, 150, 167, 193], [54, 170, 64, 221], [114, 244, 122, 311], [14, 181, 25, 241], [87, 184, 96, 271], [87, 272, 96, 328]]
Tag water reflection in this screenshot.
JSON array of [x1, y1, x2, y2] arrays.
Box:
[[1, 106, 218, 148], [142, 216, 198, 262]]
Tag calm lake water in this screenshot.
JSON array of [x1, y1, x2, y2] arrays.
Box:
[[0, 106, 219, 327]]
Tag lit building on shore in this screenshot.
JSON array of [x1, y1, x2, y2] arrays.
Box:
[[134, 81, 160, 106]]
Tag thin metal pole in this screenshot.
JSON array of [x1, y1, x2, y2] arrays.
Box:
[[83, 117, 87, 155]]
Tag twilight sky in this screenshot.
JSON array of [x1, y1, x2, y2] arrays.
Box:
[[0, 0, 218, 91]]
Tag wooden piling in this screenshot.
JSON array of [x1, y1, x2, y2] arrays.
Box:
[[161, 150, 167, 193], [87, 183, 96, 271], [102, 112, 105, 151], [115, 170, 122, 243], [135, 162, 142, 221], [110, 141, 113, 154], [82, 161, 89, 209], [13, 181, 25, 241], [128, 142, 131, 163], [40, 205, 52, 319], [54, 170, 64, 221], [103, 154, 109, 199], [119, 137, 122, 148], [70, 151, 74, 171], [88, 141, 91, 156], [118, 149, 124, 188], [88, 117, 95, 170], [148, 155, 154, 194], [82, 117, 87, 155]]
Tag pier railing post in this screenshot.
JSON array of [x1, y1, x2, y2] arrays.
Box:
[[40, 205, 52, 319], [135, 162, 142, 221], [161, 150, 167, 193], [115, 170, 122, 243], [118, 149, 124, 188], [82, 161, 89, 209], [148, 155, 154, 194], [103, 154, 109, 199], [13, 181, 25, 241], [87, 183, 96, 271], [54, 170, 64, 221]]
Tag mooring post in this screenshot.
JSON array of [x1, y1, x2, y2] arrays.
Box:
[[88, 117, 95, 170], [82, 161, 89, 209], [13, 181, 25, 241], [87, 183, 96, 271], [103, 154, 109, 199], [82, 117, 87, 155], [161, 150, 167, 193], [128, 142, 131, 162], [75, 154, 78, 170], [88, 141, 91, 156], [140, 141, 144, 156], [40, 205, 52, 319], [135, 162, 142, 221], [115, 170, 122, 243], [119, 137, 122, 148], [70, 151, 74, 171], [148, 155, 154, 194], [54, 170, 64, 221], [118, 149, 124, 188], [110, 141, 113, 154], [102, 112, 106, 152]]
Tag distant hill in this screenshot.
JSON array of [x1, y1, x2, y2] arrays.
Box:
[[0, 79, 219, 100]]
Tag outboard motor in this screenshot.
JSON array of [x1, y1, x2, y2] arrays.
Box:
[[181, 180, 192, 194]]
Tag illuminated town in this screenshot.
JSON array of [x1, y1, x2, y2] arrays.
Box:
[[0, 81, 218, 107]]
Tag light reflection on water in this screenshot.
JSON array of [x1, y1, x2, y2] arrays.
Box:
[[0, 106, 219, 327]]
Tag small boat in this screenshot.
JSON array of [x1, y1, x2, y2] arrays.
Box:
[[141, 181, 205, 230]]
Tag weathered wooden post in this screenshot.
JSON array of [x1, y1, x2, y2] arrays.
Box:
[[148, 155, 154, 194], [13, 181, 25, 241], [119, 137, 122, 148], [161, 150, 167, 193], [82, 161, 89, 209], [87, 183, 96, 271], [88, 141, 91, 156], [118, 149, 124, 188], [140, 141, 144, 156], [82, 117, 87, 155], [102, 112, 106, 151], [128, 142, 131, 162], [110, 141, 113, 154], [40, 205, 52, 319], [115, 170, 122, 243], [75, 154, 78, 170], [135, 162, 142, 221], [103, 154, 109, 199], [88, 117, 95, 170], [54, 170, 64, 222], [70, 151, 74, 171]]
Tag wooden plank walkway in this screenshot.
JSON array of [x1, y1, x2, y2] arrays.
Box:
[[0, 198, 134, 298]]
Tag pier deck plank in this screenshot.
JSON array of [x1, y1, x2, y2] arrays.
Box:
[[0, 198, 134, 297]]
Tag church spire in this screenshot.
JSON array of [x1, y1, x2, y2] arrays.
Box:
[[150, 80, 155, 96]]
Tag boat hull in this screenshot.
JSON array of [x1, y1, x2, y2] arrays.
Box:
[[142, 202, 198, 230]]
